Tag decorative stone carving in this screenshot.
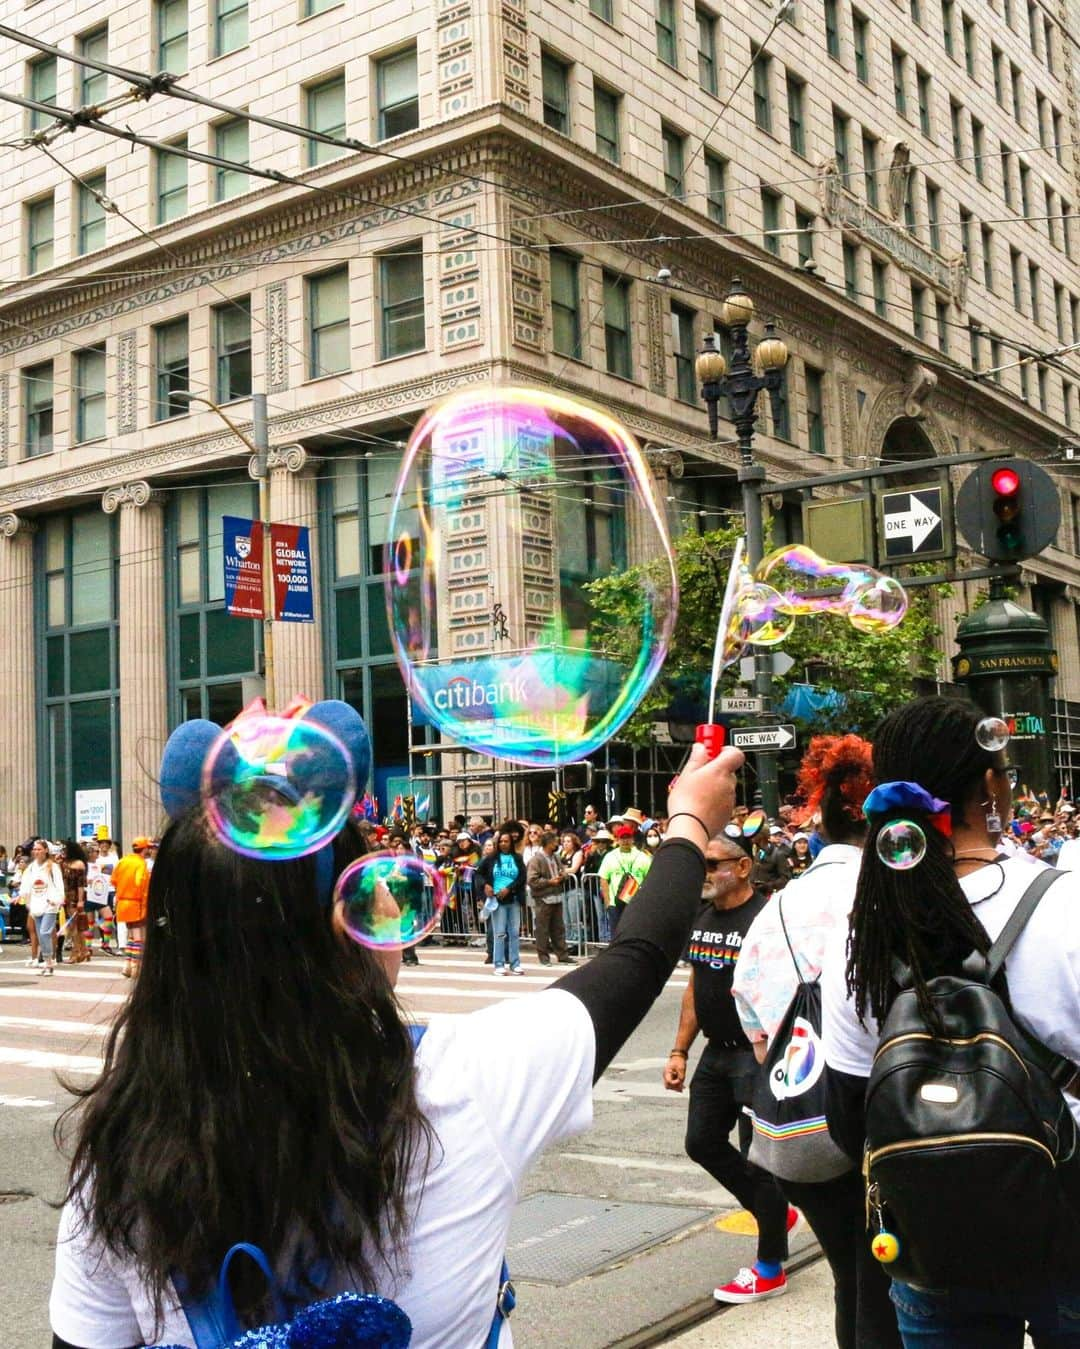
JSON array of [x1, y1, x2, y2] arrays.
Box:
[[265, 281, 289, 393], [904, 362, 939, 418], [887, 142, 913, 221], [249, 445, 311, 479], [439, 202, 482, 352], [436, 0, 474, 118], [645, 287, 667, 395], [862, 384, 954, 462], [0, 512, 36, 536], [116, 332, 137, 434], [499, 0, 530, 113], [506, 195, 544, 352], [0, 372, 8, 465], [646, 448, 685, 478], [102, 480, 161, 513]]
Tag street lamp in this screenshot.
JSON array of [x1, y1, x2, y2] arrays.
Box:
[[174, 390, 275, 708], [695, 279, 789, 814]]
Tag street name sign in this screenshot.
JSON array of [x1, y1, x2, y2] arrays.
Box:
[[731, 724, 797, 751], [877, 484, 950, 562], [720, 696, 764, 714]]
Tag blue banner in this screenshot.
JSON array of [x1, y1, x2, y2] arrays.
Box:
[[222, 515, 264, 619], [270, 523, 314, 623]]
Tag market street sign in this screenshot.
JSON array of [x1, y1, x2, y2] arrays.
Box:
[[720, 696, 764, 714], [878, 484, 949, 561], [731, 724, 797, 752]]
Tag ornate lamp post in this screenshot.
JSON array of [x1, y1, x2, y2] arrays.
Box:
[[695, 279, 789, 814]]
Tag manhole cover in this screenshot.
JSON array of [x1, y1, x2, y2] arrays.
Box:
[[0, 1190, 32, 1205], [506, 1193, 710, 1285]]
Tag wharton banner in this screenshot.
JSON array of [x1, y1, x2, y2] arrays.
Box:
[[270, 523, 315, 623], [223, 515, 264, 619]]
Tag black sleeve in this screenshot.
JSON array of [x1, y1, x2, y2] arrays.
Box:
[[52, 1339, 141, 1349], [825, 1064, 870, 1163], [555, 838, 705, 1080]]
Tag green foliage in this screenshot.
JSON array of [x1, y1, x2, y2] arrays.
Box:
[[586, 527, 948, 742]]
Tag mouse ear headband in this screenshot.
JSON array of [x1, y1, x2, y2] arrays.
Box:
[[160, 695, 372, 900]]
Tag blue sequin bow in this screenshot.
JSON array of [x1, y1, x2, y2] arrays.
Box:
[[154, 1290, 412, 1349]]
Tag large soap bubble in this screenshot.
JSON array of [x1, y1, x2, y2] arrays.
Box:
[[750, 545, 908, 633], [202, 714, 356, 860], [335, 852, 447, 950], [385, 387, 678, 767]]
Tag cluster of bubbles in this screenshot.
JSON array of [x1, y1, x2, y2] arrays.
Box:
[[334, 853, 447, 951], [384, 387, 678, 769], [201, 715, 356, 861], [723, 545, 909, 669]]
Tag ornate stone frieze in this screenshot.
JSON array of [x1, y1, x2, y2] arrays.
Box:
[[645, 288, 667, 395], [265, 281, 289, 393], [436, 0, 474, 118], [0, 372, 8, 465], [116, 332, 138, 434]]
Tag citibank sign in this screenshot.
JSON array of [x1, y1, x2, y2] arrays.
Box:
[[431, 674, 529, 717]]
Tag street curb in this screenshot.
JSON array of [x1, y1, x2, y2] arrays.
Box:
[[604, 1243, 823, 1348]]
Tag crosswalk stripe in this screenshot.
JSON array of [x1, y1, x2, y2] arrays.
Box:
[[0, 986, 126, 1004], [0, 1014, 109, 1036], [0, 1045, 101, 1073]]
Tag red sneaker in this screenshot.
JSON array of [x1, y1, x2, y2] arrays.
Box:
[[713, 1266, 788, 1304], [787, 1206, 801, 1236]]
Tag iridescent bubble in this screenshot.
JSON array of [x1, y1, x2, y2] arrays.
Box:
[[731, 582, 796, 646], [385, 387, 678, 767], [335, 852, 447, 950], [755, 545, 908, 634], [975, 716, 1011, 752], [876, 819, 927, 871], [202, 714, 356, 861], [847, 575, 909, 634]]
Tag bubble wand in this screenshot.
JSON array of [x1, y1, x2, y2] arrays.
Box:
[[696, 536, 747, 759]]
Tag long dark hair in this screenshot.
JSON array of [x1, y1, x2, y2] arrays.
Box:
[[847, 696, 1007, 1028], [56, 809, 433, 1330]]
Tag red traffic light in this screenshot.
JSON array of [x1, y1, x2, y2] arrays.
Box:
[[991, 467, 1021, 496]]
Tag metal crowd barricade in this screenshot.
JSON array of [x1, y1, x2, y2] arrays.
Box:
[[566, 872, 609, 956]]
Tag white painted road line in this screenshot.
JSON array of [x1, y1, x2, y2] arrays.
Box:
[[0, 986, 126, 1005], [0, 1045, 101, 1073], [0, 1014, 110, 1036]]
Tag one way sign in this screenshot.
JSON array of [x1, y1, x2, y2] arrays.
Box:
[[878, 483, 950, 562]]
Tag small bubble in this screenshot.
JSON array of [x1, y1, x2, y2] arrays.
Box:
[[876, 820, 927, 871], [975, 716, 1010, 752]]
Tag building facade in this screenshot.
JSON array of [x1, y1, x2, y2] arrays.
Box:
[[1, 0, 1079, 842]]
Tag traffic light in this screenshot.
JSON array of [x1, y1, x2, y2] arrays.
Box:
[[955, 457, 1061, 562]]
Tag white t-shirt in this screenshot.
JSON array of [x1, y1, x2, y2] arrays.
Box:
[[50, 989, 595, 1349], [1054, 837, 1080, 871], [821, 853, 1080, 1125]]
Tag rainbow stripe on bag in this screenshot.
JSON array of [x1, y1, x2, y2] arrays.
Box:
[[750, 1112, 831, 1140]]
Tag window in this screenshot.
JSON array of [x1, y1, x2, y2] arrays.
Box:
[[853, 10, 870, 82], [1029, 262, 1041, 325], [843, 240, 859, 299], [603, 272, 633, 378], [594, 85, 620, 163], [697, 10, 718, 94], [305, 0, 341, 16], [1010, 64, 1022, 122], [73, 346, 106, 444], [960, 208, 973, 268], [1066, 380, 1074, 429], [771, 374, 792, 440], [962, 16, 976, 75], [656, 0, 678, 66], [1037, 93, 1049, 147], [307, 268, 351, 376], [24, 362, 53, 456], [214, 300, 252, 403], [942, 0, 955, 56], [1047, 185, 1058, 248], [968, 322, 981, 370], [992, 46, 1004, 104], [1011, 247, 1024, 309], [153, 318, 189, 420], [214, 0, 247, 56], [541, 52, 570, 133], [1027, 0, 1039, 51], [27, 194, 54, 273], [1073, 295, 1080, 345], [863, 132, 879, 207], [671, 304, 696, 402], [662, 124, 686, 197], [705, 153, 727, 224], [1044, 17, 1054, 74], [157, 0, 187, 74], [972, 118, 985, 181], [950, 100, 964, 160], [1054, 110, 1064, 163], [1064, 205, 1073, 259], [990, 335, 1003, 383], [805, 365, 825, 453], [214, 118, 249, 200], [590, 0, 614, 19], [935, 299, 950, 352], [306, 74, 346, 165], [892, 47, 907, 117], [375, 46, 419, 139], [872, 258, 888, 315], [761, 187, 781, 255], [796, 209, 815, 267], [377, 249, 426, 362], [916, 67, 932, 137], [1020, 359, 1031, 401], [902, 168, 917, 230], [155, 140, 187, 222], [824, 0, 840, 58], [752, 48, 772, 132], [1003, 0, 1012, 28], [1056, 282, 1067, 342], [28, 57, 57, 131], [911, 282, 926, 340], [78, 27, 108, 105], [910, 0, 920, 23], [1018, 162, 1032, 219], [833, 107, 850, 179], [550, 250, 581, 359], [1001, 144, 1014, 208], [981, 224, 994, 289], [77, 173, 107, 255], [1038, 364, 1048, 411], [926, 182, 941, 251], [787, 75, 806, 156]]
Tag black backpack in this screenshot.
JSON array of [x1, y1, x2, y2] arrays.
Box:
[[864, 867, 1080, 1290]]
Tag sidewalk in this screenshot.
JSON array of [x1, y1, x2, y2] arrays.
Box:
[[664, 1259, 837, 1347]]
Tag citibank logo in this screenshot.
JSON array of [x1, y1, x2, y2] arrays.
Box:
[[432, 674, 528, 714]]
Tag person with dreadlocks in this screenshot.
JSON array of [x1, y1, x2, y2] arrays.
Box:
[[821, 695, 1080, 1346], [733, 735, 901, 1349]]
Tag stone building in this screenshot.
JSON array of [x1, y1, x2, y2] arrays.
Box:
[[0, 0, 1079, 841]]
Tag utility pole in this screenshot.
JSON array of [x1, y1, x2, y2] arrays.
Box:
[[252, 392, 275, 708], [696, 280, 789, 816]]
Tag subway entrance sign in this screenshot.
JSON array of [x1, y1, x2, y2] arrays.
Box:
[[877, 484, 949, 561]]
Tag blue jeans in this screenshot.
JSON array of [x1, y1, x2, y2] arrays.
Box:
[[489, 901, 521, 970], [891, 1282, 1080, 1347], [36, 909, 57, 961]]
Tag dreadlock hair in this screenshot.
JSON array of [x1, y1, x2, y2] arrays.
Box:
[[796, 734, 874, 845], [846, 695, 1009, 1030]]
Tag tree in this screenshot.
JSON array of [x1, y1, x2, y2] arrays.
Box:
[[586, 526, 947, 744]]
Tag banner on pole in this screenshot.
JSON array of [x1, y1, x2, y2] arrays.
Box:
[[223, 516, 265, 619], [270, 523, 315, 622]]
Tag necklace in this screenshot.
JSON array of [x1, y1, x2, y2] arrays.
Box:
[[952, 849, 999, 863]]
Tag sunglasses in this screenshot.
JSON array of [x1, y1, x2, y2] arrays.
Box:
[[705, 857, 739, 871]]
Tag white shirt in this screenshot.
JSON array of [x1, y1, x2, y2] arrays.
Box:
[[20, 859, 65, 916], [1054, 837, 1080, 871], [50, 989, 594, 1349], [821, 853, 1080, 1125]]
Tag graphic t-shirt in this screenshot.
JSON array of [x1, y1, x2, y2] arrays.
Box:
[[689, 889, 770, 1044], [597, 848, 652, 905], [493, 853, 519, 896]]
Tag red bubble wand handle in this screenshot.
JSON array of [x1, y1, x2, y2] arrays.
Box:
[[697, 537, 747, 759]]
